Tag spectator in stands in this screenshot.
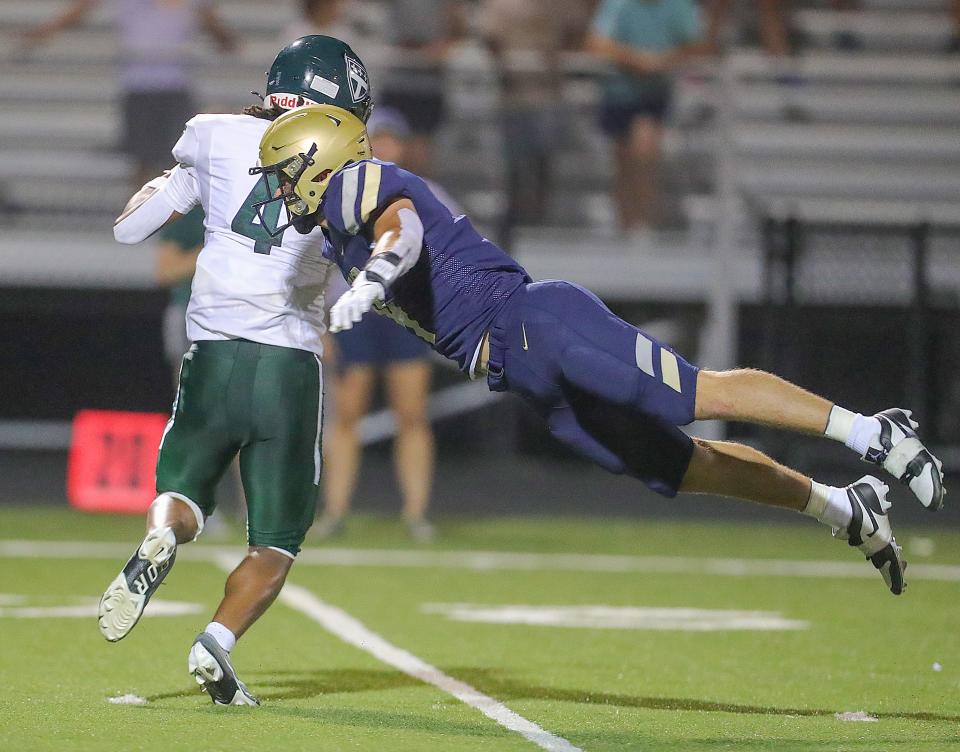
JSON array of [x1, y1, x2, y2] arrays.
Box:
[[315, 109, 449, 543], [705, 0, 864, 58], [282, 0, 365, 50], [827, 0, 862, 51], [586, 0, 706, 236], [704, 0, 791, 57], [155, 205, 203, 387], [22, 0, 237, 188], [479, 0, 591, 232], [379, 0, 468, 177], [950, 0, 960, 54]]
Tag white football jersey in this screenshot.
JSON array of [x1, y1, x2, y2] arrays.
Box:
[[172, 113, 334, 355]]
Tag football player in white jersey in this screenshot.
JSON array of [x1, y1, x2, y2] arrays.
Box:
[[97, 36, 373, 707]]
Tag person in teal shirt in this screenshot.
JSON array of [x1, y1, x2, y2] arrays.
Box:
[[587, 0, 705, 234], [155, 205, 205, 387]]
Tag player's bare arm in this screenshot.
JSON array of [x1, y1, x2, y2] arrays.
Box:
[[20, 0, 99, 48]]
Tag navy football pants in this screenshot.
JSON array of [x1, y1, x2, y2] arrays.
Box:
[[486, 280, 698, 497]]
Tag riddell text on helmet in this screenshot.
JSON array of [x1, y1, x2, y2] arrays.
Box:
[[266, 93, 318, 110]]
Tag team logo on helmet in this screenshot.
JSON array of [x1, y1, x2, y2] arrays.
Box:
[[345, 55, 369, 104]]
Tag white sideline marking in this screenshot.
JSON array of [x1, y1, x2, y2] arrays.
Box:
[[422, 604, 808, 632], [4, 539, 960, 583], [0, 594, 203, 619], [212, 554, 581, 752]]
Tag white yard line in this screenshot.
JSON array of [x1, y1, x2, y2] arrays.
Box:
[[212, 553, 582, 752], [3, 539, 960, 582]]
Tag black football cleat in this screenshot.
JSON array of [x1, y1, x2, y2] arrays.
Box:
[[188, 632, 259, 706], [98, 527, 177, 642], [862, 408, 944, 511], [833, 476, 906, 595]]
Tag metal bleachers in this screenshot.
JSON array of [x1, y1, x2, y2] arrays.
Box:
[[2, 1, 960, 291], [0, 0, 306, 244], [794, 8, 955, 52]]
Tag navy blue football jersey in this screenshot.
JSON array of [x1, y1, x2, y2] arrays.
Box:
[[321, 159, 531, 371]]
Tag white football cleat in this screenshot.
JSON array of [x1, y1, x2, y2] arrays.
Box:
[[862, 408, 944, 511], [98, 527, 177, 642], [833, 476, 906, 595], [188, 632, 259, 706]]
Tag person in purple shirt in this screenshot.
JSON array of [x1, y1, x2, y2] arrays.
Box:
[[252, 104, 946, 597], [23, 0, 237, 187]]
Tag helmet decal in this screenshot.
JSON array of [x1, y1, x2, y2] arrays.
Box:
[[265, 92, 318, 110], [308, 74, 341, 99], [345, 55, 369, 104]]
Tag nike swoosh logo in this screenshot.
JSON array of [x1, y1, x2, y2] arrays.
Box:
[[521, 322, 529, 351], [853, 487, 880, 537]]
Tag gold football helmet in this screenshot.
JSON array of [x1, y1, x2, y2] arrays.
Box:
[[250, 104, 371, 235]]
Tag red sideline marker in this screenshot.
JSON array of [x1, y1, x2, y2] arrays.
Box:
[[67, 410, 169, 514]]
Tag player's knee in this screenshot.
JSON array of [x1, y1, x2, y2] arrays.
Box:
[[248, 546, 295, 579], [678, 439, 715, 492], [689, 437, 718, 464], [149, 492, 204, 542]]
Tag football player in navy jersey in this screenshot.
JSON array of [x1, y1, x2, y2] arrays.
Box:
[[251, 104, 946, 596]]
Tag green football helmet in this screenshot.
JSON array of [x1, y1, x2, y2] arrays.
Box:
[[249, 104, 372, 236], [264, 35, 373, 122]]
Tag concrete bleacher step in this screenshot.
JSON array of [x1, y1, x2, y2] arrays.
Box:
[[0, 65, 119, 103], [0, 228, 155, 288], [737, 161, 960, 202], [856, 0, 949, 9], [753, 196, 960, 228], [2, 211, 118, 235], [13, 179, 130, 213], [794, 10, 955, 52], [0, 63, 274, 111], [733, 124, 960, 160], [728, 50, 960, 84], [732, 82, 960, 126], [683, 193, 960, 240], [0, 107, 118, 147], [0, 150, 131, 183], [15, 29, 281, 68], [1, 0, 300, 34]]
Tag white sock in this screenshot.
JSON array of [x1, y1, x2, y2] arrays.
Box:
[[204, 621, 237, 653], [803, 481, 853, 529], [824, 406, 880, 457]]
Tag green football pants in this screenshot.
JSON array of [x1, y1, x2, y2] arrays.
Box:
[[156, 339, 322, 555]]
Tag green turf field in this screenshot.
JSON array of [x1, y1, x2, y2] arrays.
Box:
[[1, 505, 959, 751]]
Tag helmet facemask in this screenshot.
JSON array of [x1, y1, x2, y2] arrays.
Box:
[[248, 144, 320, 236], [252, 104, 373, 237]]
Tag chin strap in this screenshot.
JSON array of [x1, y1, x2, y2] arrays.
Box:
[[292, 214, 317, 234], [361, 207, 423, 290]]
